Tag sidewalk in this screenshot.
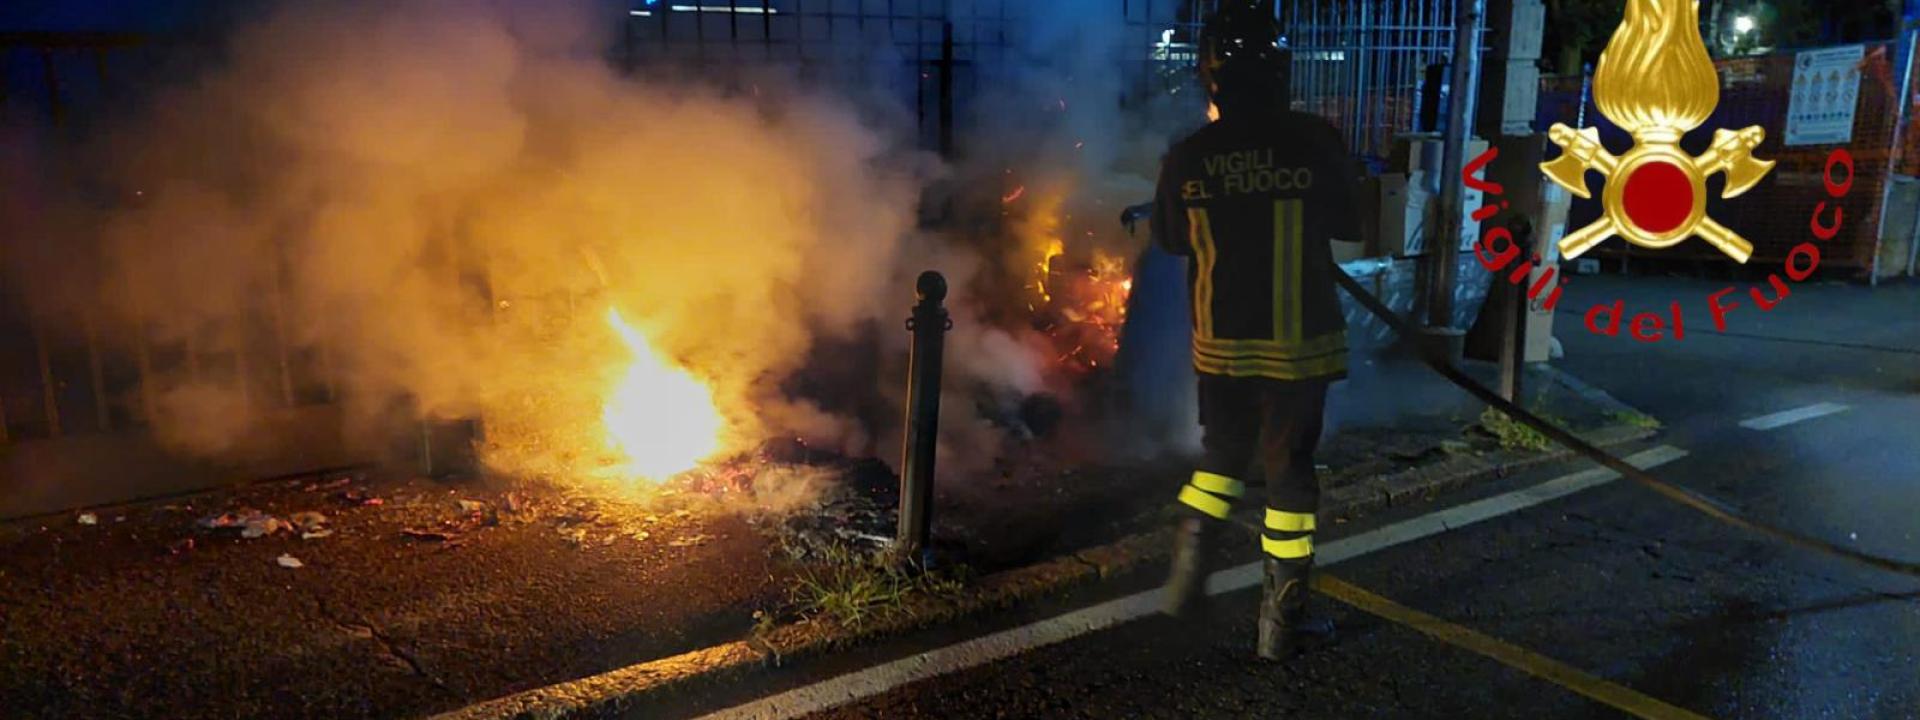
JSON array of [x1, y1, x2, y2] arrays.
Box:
[[0, 361, 1657, 720]]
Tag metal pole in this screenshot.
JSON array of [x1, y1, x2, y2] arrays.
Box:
[[32, 322, 60, 438], [1877, 30, 1920, 277], [270, 247, 296, 407], [1428, 0, 1486, 329], [84, 311, 109, 431], [1498, 224, 1532, 402], [134, 319, 156, 424], [939, 21, 955, 159], [898, 271, 950, 564], [1497, 288, 1521, 401]]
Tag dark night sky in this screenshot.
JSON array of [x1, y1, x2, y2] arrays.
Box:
[[0, 0, 252, 33]]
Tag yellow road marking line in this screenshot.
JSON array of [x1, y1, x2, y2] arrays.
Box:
[[1314, 574, 1713, 720]]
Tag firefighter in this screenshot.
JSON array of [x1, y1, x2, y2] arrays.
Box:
[[1153, 0, 1359, 660]]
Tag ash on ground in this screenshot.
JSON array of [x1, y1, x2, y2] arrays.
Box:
[[701, 440, 900, 564]]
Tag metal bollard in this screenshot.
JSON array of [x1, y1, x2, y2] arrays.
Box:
[[897, 271, 951, 564]]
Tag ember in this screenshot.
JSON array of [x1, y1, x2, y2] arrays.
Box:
[[1037, 248, 1134, 372], [1012, 188, 1135, 373]]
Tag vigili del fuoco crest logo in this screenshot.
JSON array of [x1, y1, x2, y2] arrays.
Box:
[[1540, 0, 1775, 263], [1467, 0, 1859, 345]]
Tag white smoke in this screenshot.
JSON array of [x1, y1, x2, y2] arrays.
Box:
[[0, 0, 1209, 497]]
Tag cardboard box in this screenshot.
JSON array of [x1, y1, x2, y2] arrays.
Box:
[[1389, 134, 1442, 176], [1393, 136, 1490, 181], [1458, 183, 1486, 253], [1376, 173, 1431, 257]]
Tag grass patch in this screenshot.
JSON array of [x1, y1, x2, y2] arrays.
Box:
[[1477, 406, 1562, 452], [1606, 409, 1664, 430], [787, 542, 964, 628]]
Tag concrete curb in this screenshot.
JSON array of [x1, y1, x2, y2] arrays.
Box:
[[434, 392, 1659, 720], [430, 531, 1170, 720]]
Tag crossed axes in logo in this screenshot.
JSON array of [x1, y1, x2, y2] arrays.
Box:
[[1541, 124, 1776, 264]]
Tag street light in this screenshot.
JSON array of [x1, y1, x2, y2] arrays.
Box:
[[1733, 15, 1756, 34]]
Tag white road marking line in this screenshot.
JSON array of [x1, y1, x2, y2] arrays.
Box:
[[697, 445, 1690, 720], [1739, 403, 1850, 431]]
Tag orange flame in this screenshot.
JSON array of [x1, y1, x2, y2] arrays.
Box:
[[1009, 185, 1133, 372], [1593, 0, 1719, 141], [601, 308, 726, 482]]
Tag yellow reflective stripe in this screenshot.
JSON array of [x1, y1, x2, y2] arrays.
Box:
[[1178, 485, 1234, 519], [1265, 509, 1317, 533], [1190, 471, 1246, 498], [1189, 208, 1217, 339], [1271, 199, 1305, 344], [1262, 534, 1314, 560], [1195, 331, 1349, 360], [1193, 349, 1348, 380]]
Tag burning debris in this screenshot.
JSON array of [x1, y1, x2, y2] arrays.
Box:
[[290, 512, 331, 539], [198, 510, 294, 539], [762, 460, 901, 561], [5, 0, 1057, 502], [0, 0, 1212, 533]]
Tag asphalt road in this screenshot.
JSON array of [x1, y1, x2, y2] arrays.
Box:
[[693, 274, 1920, 719]]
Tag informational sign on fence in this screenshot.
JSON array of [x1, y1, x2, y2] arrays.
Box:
[[1786, 45, 1866, 147]]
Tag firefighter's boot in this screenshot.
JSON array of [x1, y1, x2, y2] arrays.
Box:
[[1160, 516, 1216, 619], [1257, 558, 1310, 660]]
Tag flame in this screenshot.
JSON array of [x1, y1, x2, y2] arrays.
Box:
[[1014, 189, 1069, 305], [1036, 238, 1066, 303], [1593, 0, 1719, 140], [1049, 247, 1134, 371], [601, 308, 725, 482], [1007, 183, 1134, 373]]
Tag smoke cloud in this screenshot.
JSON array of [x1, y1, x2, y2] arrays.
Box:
[[2, 1, 1010, 485], [951, 0, 1207, 458], [2, 0, 1210, 499]]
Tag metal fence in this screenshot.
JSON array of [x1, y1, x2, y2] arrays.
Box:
[[619, 0, 1466, 160], [2, 33, 187, 445], [620, 0, 1222, 154], [1282, 0, 1467, 160]]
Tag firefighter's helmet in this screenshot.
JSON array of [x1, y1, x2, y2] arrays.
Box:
[[1199, 0, 1290, 115]]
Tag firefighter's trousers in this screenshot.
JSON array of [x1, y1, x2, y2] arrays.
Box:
[[1175, 375, 1328, 564]]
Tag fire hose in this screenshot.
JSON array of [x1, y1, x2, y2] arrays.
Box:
[[1325, 261, 1920, 579], [1123, 203, 1918, 578]]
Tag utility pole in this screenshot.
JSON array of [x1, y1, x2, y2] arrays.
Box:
[[1474, 0, 1550, 401], [1425, 0, 1487, 354]]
